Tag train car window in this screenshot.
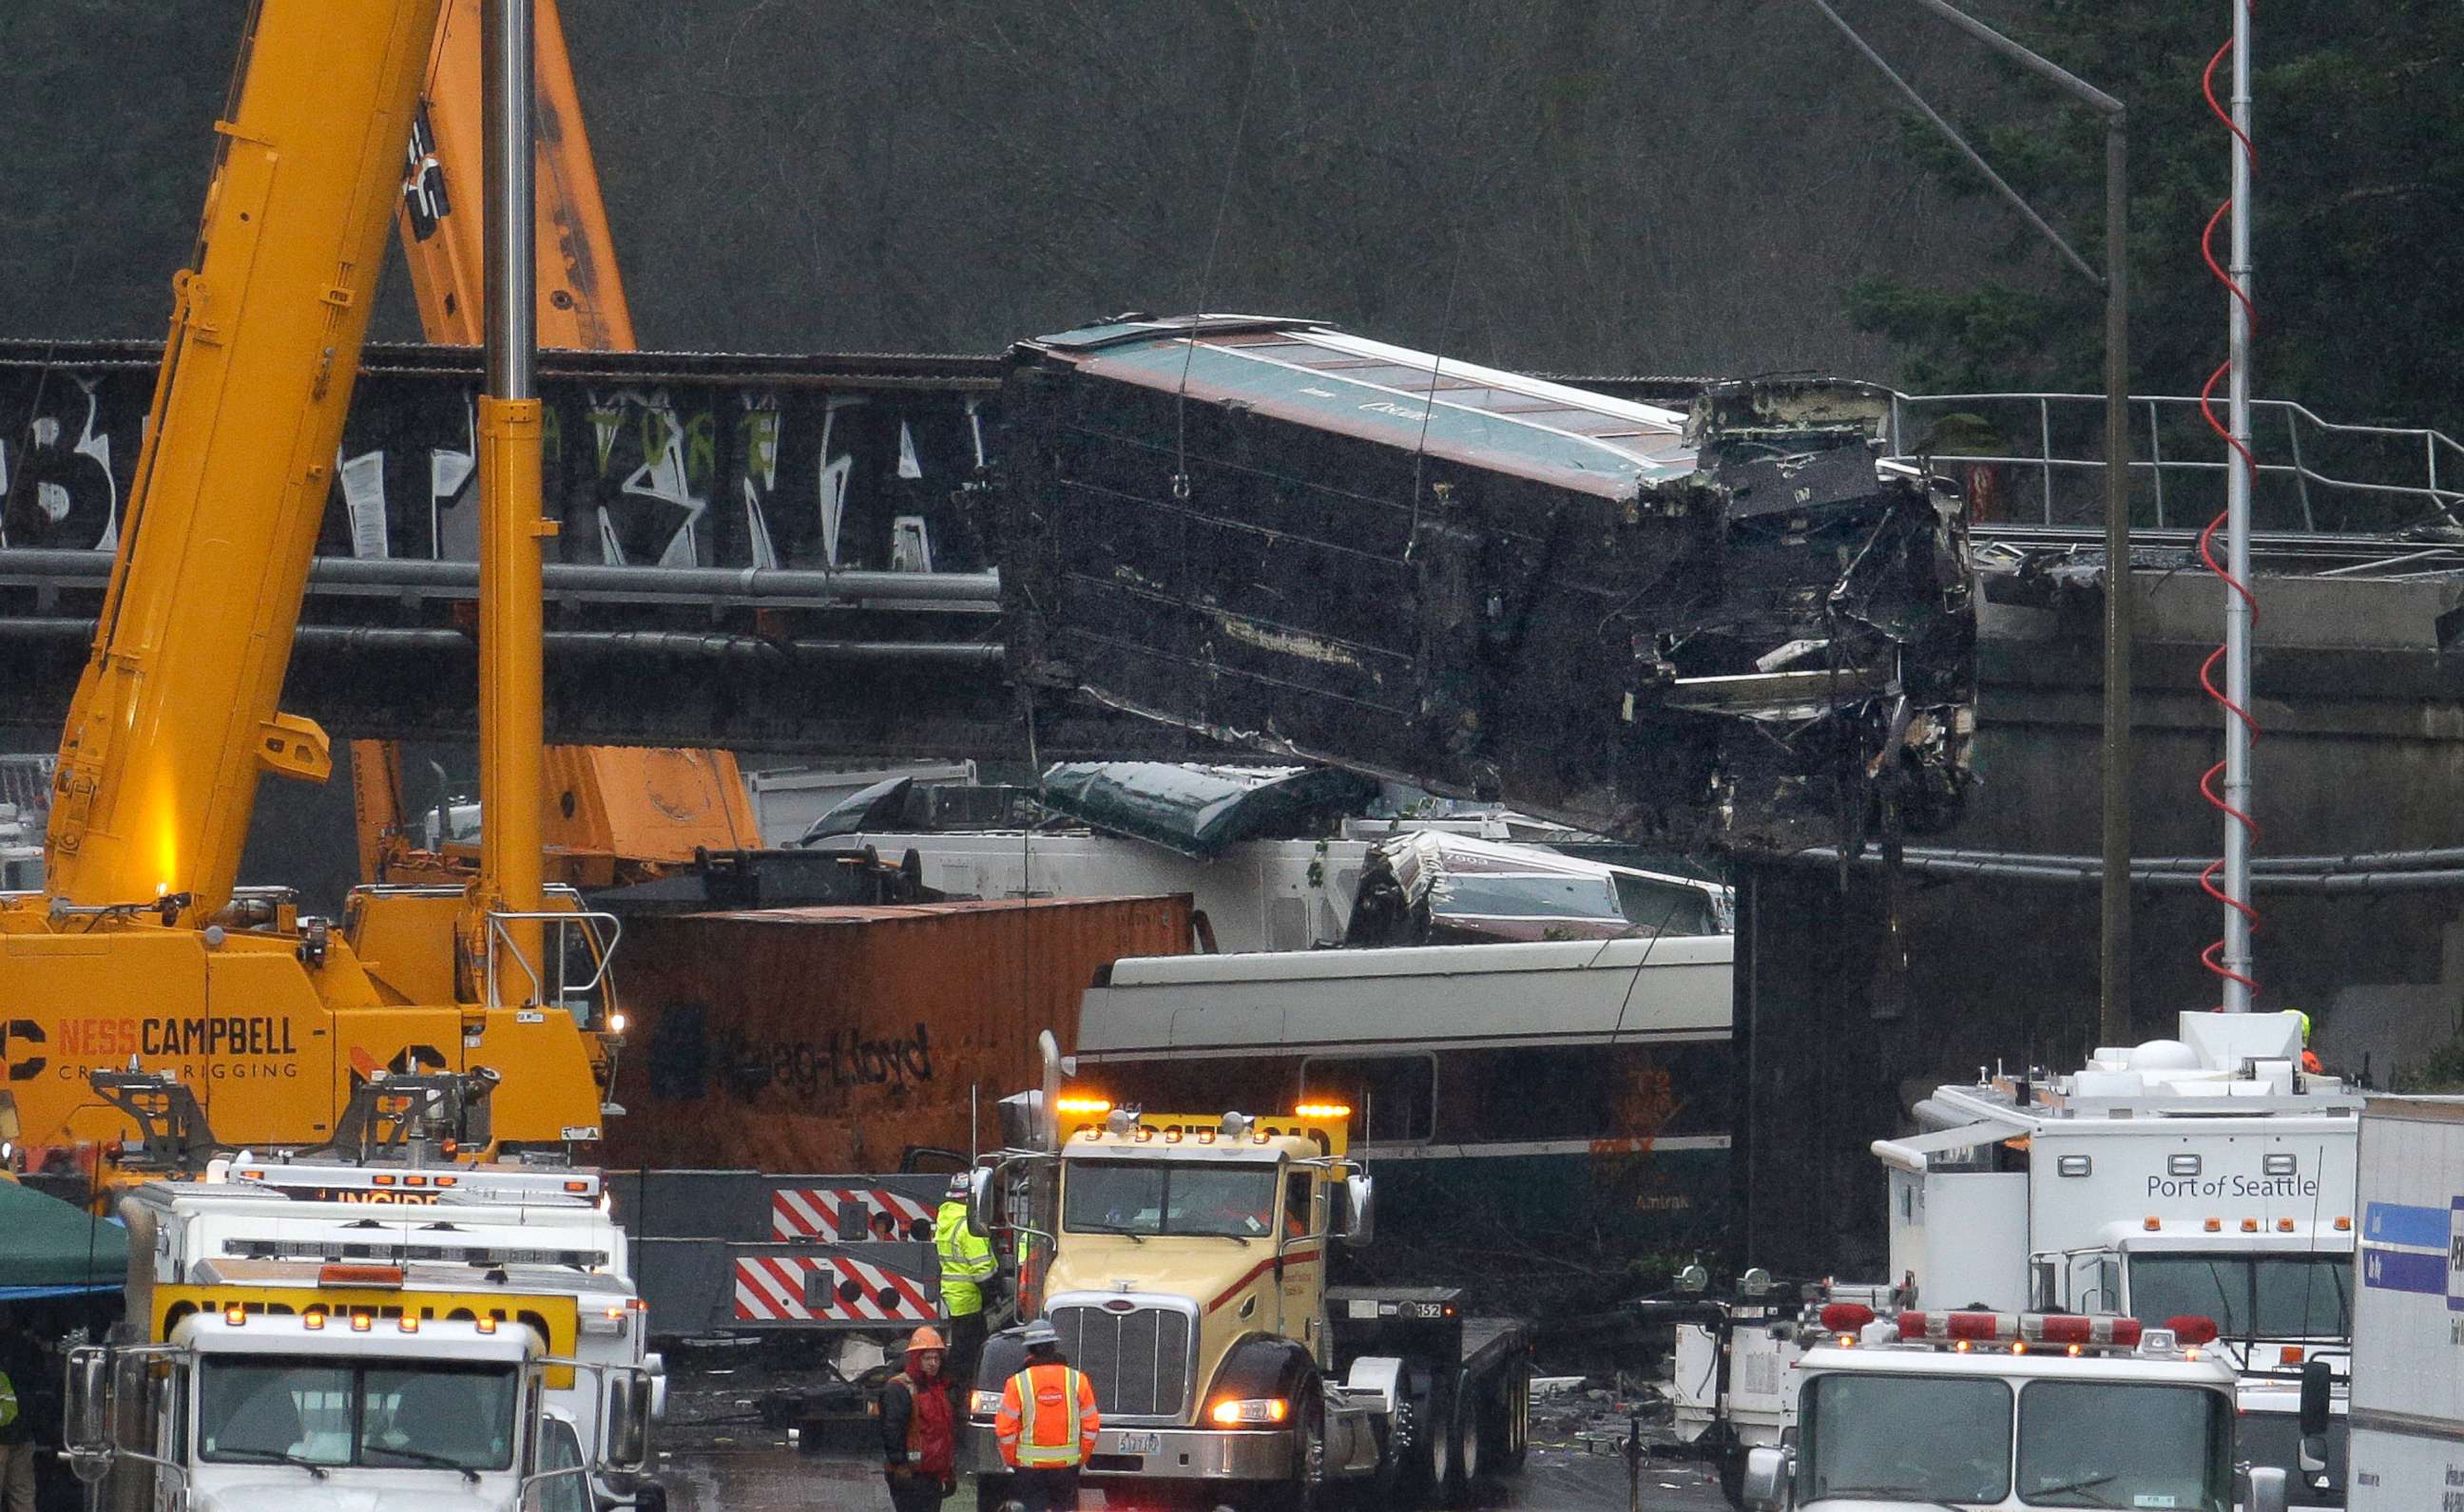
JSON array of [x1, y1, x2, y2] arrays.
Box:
[[1445, 1041, 1730, 1142], [1298, 1054, 1435, 1143]]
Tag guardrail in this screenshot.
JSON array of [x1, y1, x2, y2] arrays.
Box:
[[1886, 391, 2464, 536]]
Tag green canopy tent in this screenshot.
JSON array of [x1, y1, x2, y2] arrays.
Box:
[[0, 1180, 125, 1298]]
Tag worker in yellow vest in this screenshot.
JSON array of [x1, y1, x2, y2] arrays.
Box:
[[0, 1308, 35, 1512], [934, 1172, 995, 1385], [992, 1319, 1100, 1511]]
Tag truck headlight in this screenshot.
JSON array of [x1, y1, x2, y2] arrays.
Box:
[[1207, 1397, 1289, 1426], [970, 1390, 1005, 1419]]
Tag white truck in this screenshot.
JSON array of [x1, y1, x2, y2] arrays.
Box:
[[66, 1158, 663, 1512], [2343, 1095, 2464, 1510], [1668, 1010, 2359, 1505], [1736, 1304, 2289, 1512]]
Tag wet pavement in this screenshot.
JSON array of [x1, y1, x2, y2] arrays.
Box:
[[652, 1358, 1732, 1512], [656, 1441, 1732, 1511]]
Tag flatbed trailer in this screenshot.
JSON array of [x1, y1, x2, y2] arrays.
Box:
[[1326, 1286, 1533, 1497]]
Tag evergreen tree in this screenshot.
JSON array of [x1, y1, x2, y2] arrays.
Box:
[[1846, 2, 2464, 530]]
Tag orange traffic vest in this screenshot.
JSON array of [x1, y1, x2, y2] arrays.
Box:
[[996, 1362, 1099, 1468]]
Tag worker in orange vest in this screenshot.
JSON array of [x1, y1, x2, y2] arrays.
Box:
[[992, 1319, 1100, 1511]]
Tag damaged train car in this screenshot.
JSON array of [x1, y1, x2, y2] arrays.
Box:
[[993, 316, 1977, 853]]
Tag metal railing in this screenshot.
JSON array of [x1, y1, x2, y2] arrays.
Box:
[[484, 907, 622, 1016], [1887, 391, 2464, 536]]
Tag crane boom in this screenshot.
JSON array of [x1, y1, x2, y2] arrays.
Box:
[[355, 0, 762, 890], [400, 0, 634, 350], [45, 0, 443, 916], [0, 0, 612, 1170]]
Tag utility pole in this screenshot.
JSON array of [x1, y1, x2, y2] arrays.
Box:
[[1809, 0, 2133, 1043], [2217, 0, 2257, 1010]]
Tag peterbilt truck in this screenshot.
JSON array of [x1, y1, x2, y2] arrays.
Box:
[[959, 1092, 1530, 1510], [1663, 1009, 2360, 1506]]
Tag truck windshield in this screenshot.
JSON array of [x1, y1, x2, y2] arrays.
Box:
[[198, 1358, 518, 1472], [2014, 1380, 2231, 1509], [2127, 1254, 2351, 1338], [1798, 1372, 2012, 1504], [1065, 1160, 1280, 1238]]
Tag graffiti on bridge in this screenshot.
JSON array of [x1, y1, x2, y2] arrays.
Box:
[[0, 352, 995, 573]]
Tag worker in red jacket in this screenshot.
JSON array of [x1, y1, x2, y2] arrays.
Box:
[[992, 1319, 1100, 1511], [878, 1326, 957, 1510]]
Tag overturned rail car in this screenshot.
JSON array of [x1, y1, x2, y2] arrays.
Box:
[[995, 316, 1977, 852]]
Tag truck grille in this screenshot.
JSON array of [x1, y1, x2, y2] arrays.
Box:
[[1050, 1303, 1191, 1419]]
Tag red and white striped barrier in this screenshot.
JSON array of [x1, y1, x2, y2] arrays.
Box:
[[769, 1186, 936, 1242], [731, 1254, 940, 1323]]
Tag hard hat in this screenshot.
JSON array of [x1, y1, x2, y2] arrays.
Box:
[[1018, 1318, 1060, 1349], [905, 1326, 948, 1353], [948, 1171, 973, 1196]]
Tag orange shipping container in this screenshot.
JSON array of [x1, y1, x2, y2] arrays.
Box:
[[606, 896, 1191, 1171]]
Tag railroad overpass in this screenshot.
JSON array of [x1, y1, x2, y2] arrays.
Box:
[[11, 337, 2464, 1270]]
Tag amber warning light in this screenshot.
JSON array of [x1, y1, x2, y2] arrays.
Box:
[[1293, 1102, 1352, 1120]]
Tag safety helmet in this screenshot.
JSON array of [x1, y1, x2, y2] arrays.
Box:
[[1018, 1318, 1060, 1349], [949, 1171, 973, 1196], [905, 1326, 948, 1353]]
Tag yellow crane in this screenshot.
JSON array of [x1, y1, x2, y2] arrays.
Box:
[[353, 0, 762, 892], [0, 0, 610, 1175]]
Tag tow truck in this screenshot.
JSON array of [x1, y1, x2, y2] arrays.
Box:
[[65, 1162, 660, 1510], [1664, 1009, 2359, 1504], [957, 1065, 1531, 1511], [1737, 1305, 2288, 1511]]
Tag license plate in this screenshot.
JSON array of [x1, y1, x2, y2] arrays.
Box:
[[1110, 1431, 1162, 1455]]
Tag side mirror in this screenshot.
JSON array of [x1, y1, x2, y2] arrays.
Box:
[[2243, 1464, 2288, 1512], [2298, 1357, 2332, 1438], [63, 1347, 112, 1483], [966, 1165, 1000, 1239], [1335, 1174, 1374, 1246], [603, 1372, 651, 1475], [1741, 1445, 1790, 1510]]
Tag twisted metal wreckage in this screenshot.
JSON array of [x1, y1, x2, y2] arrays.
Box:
[[995, 316, 1980, 854]]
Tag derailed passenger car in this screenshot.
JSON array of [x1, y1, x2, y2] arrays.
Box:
[[994, 316, 1975, 853]]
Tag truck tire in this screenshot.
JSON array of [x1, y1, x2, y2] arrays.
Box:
[[1400, 1372, 1454, 1503], [1260, 1376, 1326, 1512], [1715, 1439, 1749, 1511], [1483, 1358, 1529, 1474], [1443, 1378, 1479, 1509]]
